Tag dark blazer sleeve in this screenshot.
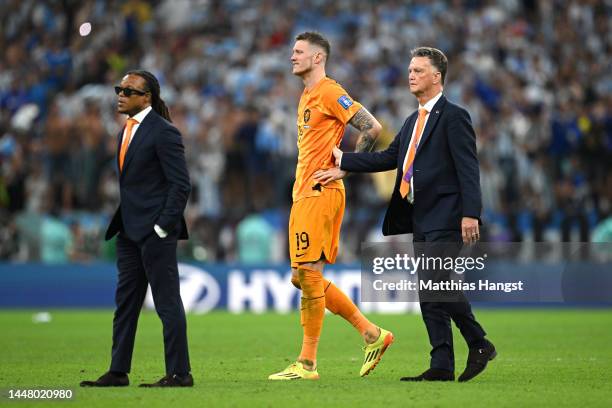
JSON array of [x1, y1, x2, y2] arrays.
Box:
[[155, 125, 191, 232], [341, 127, 402, 173], [447, 107, 482, 220]]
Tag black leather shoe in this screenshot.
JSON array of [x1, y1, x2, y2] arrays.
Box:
[[80, 371, 129, 387], [458, 340, 497, 382], [139, 373, 194, 388], [400, 368, 454, 382]]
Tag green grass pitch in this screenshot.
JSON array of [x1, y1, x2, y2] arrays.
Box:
[[1, 309, 611, 407]]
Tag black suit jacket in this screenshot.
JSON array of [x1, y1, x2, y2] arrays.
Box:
[[341, 95, 481, 235], [105, 109, 191, 242]]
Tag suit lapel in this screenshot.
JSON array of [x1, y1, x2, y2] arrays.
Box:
[[120, 112, 155, 179], [116, 128, 124, 174], [399, 111, 418, 165], [416, 95, 446, 155]]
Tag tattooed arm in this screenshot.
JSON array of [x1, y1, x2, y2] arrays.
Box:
[[314, 107, 382, 185], [349, 107, 382, 152]]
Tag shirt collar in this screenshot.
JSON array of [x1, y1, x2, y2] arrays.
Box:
[[419, 91, 443, 113], [130, 105, 153, 123]]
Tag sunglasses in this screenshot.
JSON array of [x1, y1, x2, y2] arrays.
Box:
[[114, 86, 148, 97]]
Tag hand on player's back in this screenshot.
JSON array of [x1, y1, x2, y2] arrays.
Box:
[[332, 146, 343, 166], [313, 147, 346, 185], [313, 167, 346, 185]]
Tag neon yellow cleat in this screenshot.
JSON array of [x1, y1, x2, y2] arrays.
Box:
[[360, 328, 394, 377], [268, 362, 320, 380]]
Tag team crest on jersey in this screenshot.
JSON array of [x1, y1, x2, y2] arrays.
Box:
[[304, 108, 311, 123], [337, 95, 353, 110]]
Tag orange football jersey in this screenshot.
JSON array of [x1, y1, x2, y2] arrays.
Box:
[[293, 77, 362, 202]]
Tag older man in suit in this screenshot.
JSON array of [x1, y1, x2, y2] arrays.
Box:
[[81, 70, 193, 388], [315, 47, 496, 382]]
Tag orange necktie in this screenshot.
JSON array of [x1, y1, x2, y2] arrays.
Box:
[[119, 118, 139, 171], [399, 108, 428, 198]]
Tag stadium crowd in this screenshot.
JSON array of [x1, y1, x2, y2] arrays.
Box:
[[0, 0, 610, 263]]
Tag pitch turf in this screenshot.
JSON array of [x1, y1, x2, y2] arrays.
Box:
[[1, 309, 611, 407]]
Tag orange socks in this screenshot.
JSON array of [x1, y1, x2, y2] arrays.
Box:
[[323, 279, 358, 316], [297, 267, 325, 365], [291, 272, 379, 358], [347, 310, 378, 338], [323, 280, 377, 338]]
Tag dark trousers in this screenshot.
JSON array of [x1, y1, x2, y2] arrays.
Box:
[[109, 231, 190, 375], [413, 227, 486, 372]]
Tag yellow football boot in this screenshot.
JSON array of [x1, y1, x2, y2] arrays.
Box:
[[360, 328, 394, 377], [268, 362, 320, 380]]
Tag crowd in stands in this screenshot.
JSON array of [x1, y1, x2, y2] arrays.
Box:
[[1, 0, 610, 263]]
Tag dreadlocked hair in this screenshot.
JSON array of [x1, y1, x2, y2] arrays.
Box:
[[127, 70, 172, 122]]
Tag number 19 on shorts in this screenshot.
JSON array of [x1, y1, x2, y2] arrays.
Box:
[[295, 232, 310, 251]]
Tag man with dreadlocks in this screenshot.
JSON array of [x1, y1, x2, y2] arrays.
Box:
[[80, 70, 193, 388]]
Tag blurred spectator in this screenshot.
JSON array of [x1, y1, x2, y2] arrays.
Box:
[[0, 0, 610, 263], [592, 217, 612, 243], [236, 214, 274, 264], [40, 211, 73, 264]]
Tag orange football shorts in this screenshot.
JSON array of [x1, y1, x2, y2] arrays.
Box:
[[288, 187, 345, 268]]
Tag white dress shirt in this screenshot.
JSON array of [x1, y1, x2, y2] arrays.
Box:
[[402, 91, 443, 203], [121, 105, 152, 147]]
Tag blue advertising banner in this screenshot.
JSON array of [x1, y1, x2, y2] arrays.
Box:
[[0, 263, 420, 313], [2, 255, 610, 311]]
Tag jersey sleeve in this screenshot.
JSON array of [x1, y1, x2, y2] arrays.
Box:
[[320, 82, 363, 124]]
